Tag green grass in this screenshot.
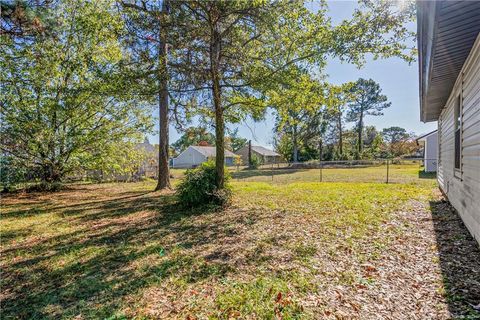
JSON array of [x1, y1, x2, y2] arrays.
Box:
[[230, 163, 436, 185], [0, 170, 439, 319]]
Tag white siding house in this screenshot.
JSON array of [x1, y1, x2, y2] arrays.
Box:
[[173, 146, 237, 168], [416, 130, 438, 172], [418, 1, 480, 244]]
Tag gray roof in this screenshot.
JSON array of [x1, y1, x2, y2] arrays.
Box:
[[251, 146, 280, 157], [190, 146, 237, 157], [417, 1, 480, 122]]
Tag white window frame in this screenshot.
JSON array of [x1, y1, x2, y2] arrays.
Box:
[[453, 89, 463, 180]]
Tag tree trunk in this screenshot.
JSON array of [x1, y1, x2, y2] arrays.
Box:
[[337, 114, 343, 157], [292, 125, 298, 163], [248, 140, 252, 167], [318, 138, 323, 161], [155, 0, 171, 191], [357, 111, 363, 159], [210, 21, 224, 189], [42, 163, 62, 183]]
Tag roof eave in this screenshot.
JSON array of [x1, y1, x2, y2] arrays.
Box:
[[418, 1, 480, 122], [415, 129, 438, 142], [417, 0, 439, 123]]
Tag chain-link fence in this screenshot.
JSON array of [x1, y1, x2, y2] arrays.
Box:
[[228, 158, 437, 184]]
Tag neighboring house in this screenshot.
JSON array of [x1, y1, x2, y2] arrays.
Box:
[[173, 146, 237, 168], [135, 138, 158, 178], [236, 145, 282, 164], [417, 0, 480, 244], [416, 130, 438, 172]]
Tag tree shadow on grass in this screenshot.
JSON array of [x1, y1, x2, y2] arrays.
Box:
[[1, 192, 152, 219], [419, 170, 437, 179], [0, 191, 262, 319], [429, 199, 480, 318]]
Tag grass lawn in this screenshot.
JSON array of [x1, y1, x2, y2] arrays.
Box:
[[1, 170, 480, 319], [230, 163, 437, 185]]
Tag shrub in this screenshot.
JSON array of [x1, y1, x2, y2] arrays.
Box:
[[249, 154, 263, 169], [26, 182, 64, 193], [177, 161, 232, 207], [0, 156, 27, 192], [233, 156, 243, 167]]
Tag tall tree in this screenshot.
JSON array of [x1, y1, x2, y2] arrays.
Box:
[[169, 1, 280, 189], [346, 78, 391, 158], [156, 0, 170, 190], [172, 0, 415, 190], [382, 126, 409, 144], [382, 126, 415, 157], [272, 70, 327, 162], [325, 83, 353, 158], [0, 0, 152, 183], [119, 0, 173, 190]]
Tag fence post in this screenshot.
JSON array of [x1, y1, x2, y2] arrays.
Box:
[[271, 162, 274, 181], [320, 159, 323, 182], [386, 159, 389, 184]]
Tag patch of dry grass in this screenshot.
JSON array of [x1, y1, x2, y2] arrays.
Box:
[[1, 177, 479, 319]]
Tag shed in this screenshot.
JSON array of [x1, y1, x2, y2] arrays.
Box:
[[173, 146, 237, 168], [416, 130, 438, 172]]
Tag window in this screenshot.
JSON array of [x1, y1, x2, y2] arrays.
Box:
[[454, 95, 462, 170]]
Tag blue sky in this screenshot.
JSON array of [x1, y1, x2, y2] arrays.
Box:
[[149, 0, 437, 148]]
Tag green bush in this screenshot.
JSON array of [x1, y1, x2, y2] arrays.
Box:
[[0, 156, 27, 192], [249, 154, 263, 169], [177, 161, 232, 207], [26, 182, 64, 193]]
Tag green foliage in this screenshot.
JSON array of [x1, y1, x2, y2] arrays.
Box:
[[171, 127, 215, 153], [249, 154, 264, 169], [26, 181, 64, 193], [226, 128, 248, 152], [233, 156, 243, 167], [332, 0, 416, 66], [346, 78, 391, 156], [273, 133, 319, 162], [382, 126, 410, 144], [0, 1, 57, 38], [0, 156, 27, 192], [0, 0, 153, 184], [272, 79, 358, 162], [347, 78, 391, 122], [1, 0, 418, 189], [130, 0, 414, 188], [88, 141, 147, 180], [273, 134, 294, 162], [177, 161, 232, 207]]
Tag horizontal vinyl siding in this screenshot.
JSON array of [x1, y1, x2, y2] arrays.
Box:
[[174, 148, 206, 167], [438, 34, 480, 245], [425, 133, 438, 172]]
